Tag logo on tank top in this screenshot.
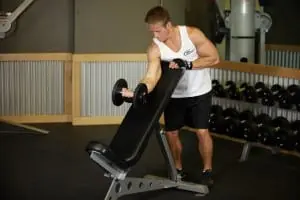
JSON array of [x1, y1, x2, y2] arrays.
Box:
[[183, 49, 195, 56]]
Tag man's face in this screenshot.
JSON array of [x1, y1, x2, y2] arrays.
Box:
[[148, 22, 171, 42]]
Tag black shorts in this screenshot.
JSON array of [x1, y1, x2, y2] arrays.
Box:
[[164, 91, 212, 131]]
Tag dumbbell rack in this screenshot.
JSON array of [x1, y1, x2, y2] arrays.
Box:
[[209, 61, 300, 161], [239, 141, 281, 162], [211, 95, 300, 161]]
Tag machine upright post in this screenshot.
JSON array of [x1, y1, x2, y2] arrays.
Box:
[[230, 0, 256, 63]]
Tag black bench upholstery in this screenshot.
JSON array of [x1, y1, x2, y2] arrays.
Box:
[[86, 62, 184, 171]]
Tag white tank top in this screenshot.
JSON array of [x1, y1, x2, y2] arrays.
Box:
[[153, 26, 212, 98]]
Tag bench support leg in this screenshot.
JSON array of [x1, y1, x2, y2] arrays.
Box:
[[155, 126, 178, 181], [104, 177, 177, 200]]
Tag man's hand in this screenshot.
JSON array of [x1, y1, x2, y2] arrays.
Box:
[[121, 88, 134, 98], [169, 58, 193, 70]]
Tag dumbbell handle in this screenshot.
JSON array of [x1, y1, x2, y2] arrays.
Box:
[[119, 89, 134, 103], [255, 87, 265, 93], [123, 96, 133, 103]]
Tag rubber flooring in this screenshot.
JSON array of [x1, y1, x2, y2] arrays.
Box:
[[1, 123, 300, 200]]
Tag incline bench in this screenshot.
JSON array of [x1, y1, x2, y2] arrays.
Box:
[[85, 62, 209, 200]]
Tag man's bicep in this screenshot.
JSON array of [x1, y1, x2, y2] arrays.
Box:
[[145, 44, 161, 78], [145, 56, 161, 79]]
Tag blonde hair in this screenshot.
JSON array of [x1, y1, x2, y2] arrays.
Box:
[[144, 6, 171, 26]]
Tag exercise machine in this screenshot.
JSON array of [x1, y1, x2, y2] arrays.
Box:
[[214, 0, 272, 64], [85, 62, 209, 200], [0, 0, 35, 39]]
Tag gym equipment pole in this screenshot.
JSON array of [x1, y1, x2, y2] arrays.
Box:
[[230, 0, 256, 63]]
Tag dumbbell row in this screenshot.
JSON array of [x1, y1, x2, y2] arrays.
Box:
[[112, 78, 148, 108], [208, 105, 300, 152], [212, 80, 300, 111]]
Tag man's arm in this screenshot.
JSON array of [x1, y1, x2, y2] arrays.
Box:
[[188, 27, 220, 69], [139, 43, 162, 93]]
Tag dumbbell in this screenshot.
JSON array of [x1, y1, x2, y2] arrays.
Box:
[[271, 84, 286, 102], [261, 88, 275, 107], [278, 90, 293, 109], [276, 84, 300, 109], [236, 82, 249, 100], [295, 89, 300, 111], [238, 110, 258, 141], [212, 79, 227, 98], [271, 116, 293, 149], [243, 82, 268, 103], [224, 81, 242, 100], [291, 120, 300, 152], [284, 84, 300, 110], [112, 79, 148, 108], [112, 79, 132, 106], [254, 82, 267, 98], [255, 116, 290, 147], [221, 108, 240, 137], [208, 105, 225, 134], [254, 113, 273, 144], [244, 86, 258, 103]]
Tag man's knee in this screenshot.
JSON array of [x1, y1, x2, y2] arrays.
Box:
[[166, 130, 179, 137], [195, 129, 210, 138]]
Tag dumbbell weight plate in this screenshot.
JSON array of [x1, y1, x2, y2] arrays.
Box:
[[278, 90, 293, 109], [245, 86, 258, 103], [223, 108, 239, 119], [239, 121, 258, 142], [223, 118, 240, 137], [239, 110, 255, 122], [258, 125, 276, 146], [112, 79, 128, 106], [254, 82, 266, 98], [279, 129, 298, 151], [287, 84, 300, 104], [271, 84, 285, 101], [210, 105, 223, 117], [133, 83, 148, 108], [255, 113, 272, 126]]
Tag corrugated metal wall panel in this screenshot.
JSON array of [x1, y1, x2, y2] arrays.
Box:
[[210, 68, 300, 87], [81, 61, 147, 117], [0, 60, 64, 116], [80, 61, 299, 122], [266, 49, 300, 69]]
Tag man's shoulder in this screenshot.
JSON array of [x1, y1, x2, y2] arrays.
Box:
[[183, 26, 205, 43], [148, 41, 160, 51], [184, 26, 203, 35], [147, 42, 160, 57]]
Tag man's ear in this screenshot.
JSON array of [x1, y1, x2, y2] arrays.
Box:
[[165, 21, 172, 28]]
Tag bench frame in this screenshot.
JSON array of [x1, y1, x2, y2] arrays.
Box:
[[88, 125, 209, 200]]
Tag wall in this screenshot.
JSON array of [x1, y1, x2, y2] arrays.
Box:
[[1, 0, 299, 53], [0, 0, 74, 53], [74, 0, 186, 53], [74, 0, 156, 53], [0, 0, 186, 53], [264, 0, 300, 45], [185, 0, 216, 40]]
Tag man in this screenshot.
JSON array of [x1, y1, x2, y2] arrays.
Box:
[[122, 6, 219, 187]]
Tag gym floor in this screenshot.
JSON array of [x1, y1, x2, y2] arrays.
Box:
[[1, 122, 300, 200]]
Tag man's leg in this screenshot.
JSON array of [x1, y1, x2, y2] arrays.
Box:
[[187, 91, 214, 186], [163, 98, 186, 177], [195, 129, 213, 172], [165, 130, 183, 170]]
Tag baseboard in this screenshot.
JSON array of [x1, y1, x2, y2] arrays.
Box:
[[0, 115, 71, 123]]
